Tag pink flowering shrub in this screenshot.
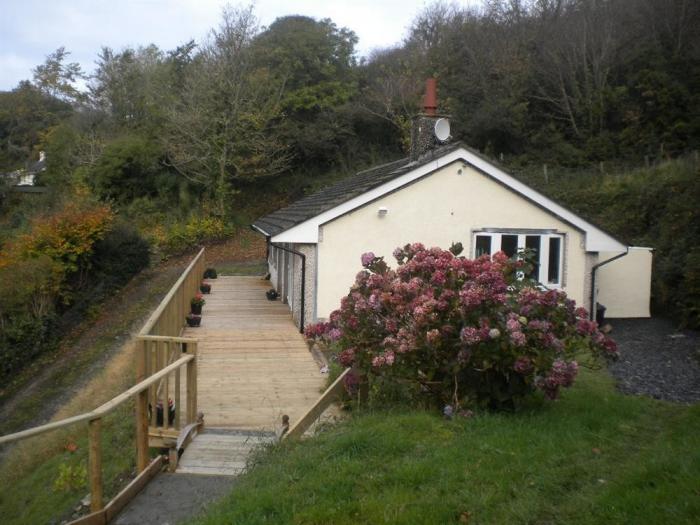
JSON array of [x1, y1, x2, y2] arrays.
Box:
[[305, 243, 618, 410]]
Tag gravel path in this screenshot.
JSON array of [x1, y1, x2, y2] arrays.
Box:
[[113, 473, 235, 525], [607, 318, 700, 404]]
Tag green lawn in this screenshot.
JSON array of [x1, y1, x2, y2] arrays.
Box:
[[216, 259, 267, 276], [194, 369, 700, 524]]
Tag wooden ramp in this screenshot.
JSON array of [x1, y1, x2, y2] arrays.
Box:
[[176, 428, 275, 476], [114, 274, 329, 523], [182, 276, 325, 431]]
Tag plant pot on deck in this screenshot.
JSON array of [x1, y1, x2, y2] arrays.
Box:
[[200, 282, 211, 294], [203, 268, 218, 279], [191, 293, 205, 315], [149, 398, 176, 426], [186, 314, 201, 327]]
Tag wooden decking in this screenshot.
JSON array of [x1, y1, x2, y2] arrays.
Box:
[[182, 276, 325, 431], [176, 428, 275, 476]]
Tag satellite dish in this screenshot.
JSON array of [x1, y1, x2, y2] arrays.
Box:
[[434, 118, 451, 142]]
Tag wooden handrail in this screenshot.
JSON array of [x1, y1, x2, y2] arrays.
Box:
[[137, 335, 198, 343], [0, 355, 194, 446], [284, 368, 351, 440], [138, 247, 205, 336]]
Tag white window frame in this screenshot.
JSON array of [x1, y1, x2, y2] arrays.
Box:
[[472, 230, 565, 288]]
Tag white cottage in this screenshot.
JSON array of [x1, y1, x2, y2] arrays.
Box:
[[252, 86, 652, 331]]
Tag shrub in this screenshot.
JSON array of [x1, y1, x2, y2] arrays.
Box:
[[0, 204, 132, 381], [53, 462, 87, 492], [91, 222, 150, 289], [89, 135, 167, 203], [156, 216, 233, 255], [0, 256, 61, 382], [306, 243, 617, 410], [1, 202, 114, 303], [0, 313, 56, 381]]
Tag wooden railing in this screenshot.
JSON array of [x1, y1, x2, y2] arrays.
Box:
[[284, 368, 351, 440], [136, 248, 205, 448], [136, 335, 198, 450], [0, 354, 195, 514], [139, 247, 205, 337]]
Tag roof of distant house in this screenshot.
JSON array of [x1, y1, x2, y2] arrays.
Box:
[[28, 157, 46, 174]]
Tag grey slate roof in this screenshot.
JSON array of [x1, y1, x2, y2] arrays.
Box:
[[28, 157, 46, 174], [252, 142, 462, 237]]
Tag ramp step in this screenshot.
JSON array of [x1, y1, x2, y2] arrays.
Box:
[[176, 428, 275, 476]]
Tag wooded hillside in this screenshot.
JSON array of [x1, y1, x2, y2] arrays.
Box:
[[0, 0, 699, 362]]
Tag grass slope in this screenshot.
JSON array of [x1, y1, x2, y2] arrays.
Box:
[[195, 369, 700, 525], [0, 261, 183, 525]]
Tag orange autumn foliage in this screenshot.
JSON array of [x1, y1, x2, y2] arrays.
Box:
[[0, 203, 114, 303]]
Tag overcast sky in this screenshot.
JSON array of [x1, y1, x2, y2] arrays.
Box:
[[0, 0, 477, 91]]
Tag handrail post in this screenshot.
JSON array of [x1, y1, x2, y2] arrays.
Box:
[[88, 417, 103, 512], [135, 339, 149, 472], [186, 342, 197, 425]]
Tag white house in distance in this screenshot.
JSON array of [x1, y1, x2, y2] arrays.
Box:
[[252, 81, 652, 331]]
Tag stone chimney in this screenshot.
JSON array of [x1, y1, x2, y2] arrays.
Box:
[[410, 78, 450, 161]]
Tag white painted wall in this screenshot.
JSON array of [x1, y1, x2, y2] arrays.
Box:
[[596, 247, 652, 318], [316, 162, 589, 318]]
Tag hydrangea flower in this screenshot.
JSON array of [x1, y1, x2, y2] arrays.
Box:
[[460, 326, 481, 345], [304, 243, 618, 408], [361, 252, 375, 267]]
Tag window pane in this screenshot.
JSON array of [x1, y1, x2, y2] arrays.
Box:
[[475, 235, 492, 257], [525, 235, 541, 279], [548, 237, 561, 284], [501, 235, 518, 258]]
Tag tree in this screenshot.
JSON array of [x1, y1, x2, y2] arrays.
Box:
[[250, 15, 359, 167], [90, 44, 172, 130], [32, 47, 86, 103], [163, 5, 291, 216], [358, 47, 423, 151], [0, 81, 72, 171]]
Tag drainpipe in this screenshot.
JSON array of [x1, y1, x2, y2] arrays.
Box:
[[270, 242, 306, 334], [589, 247, 629, 322]]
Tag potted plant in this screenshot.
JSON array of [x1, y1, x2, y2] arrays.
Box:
[[203, 267, 218, 279], [186, 313, 201, 327], [191, 293, 205, 315], [200, 281, 211, 294]]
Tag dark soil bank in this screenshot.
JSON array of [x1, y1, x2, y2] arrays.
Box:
[[608, 318, 700, 404]]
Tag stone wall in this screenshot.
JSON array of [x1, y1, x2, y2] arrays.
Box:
[[290, 243, 317, 329]]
